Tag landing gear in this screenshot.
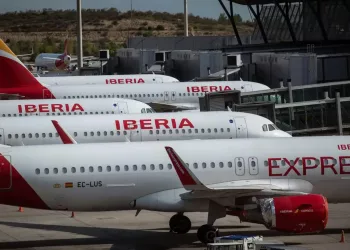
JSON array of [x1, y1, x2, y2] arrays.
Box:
[[197, 224, 218, 244], [169, 213, 191, 234]]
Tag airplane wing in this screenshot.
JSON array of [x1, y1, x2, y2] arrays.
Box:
[[51, 120, 77, 144], [165, 146, 309, 200], [148, 102, 198, 112]]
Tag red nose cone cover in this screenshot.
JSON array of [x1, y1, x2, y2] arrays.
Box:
[[0, 154, 49, 210], [274, 194, 328, 233]]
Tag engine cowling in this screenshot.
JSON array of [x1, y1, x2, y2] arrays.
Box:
[[230, 194, 328, 233]]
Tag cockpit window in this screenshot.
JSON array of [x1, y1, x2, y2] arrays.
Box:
[[268, 124, 275, 131], [146, 108, 153, 113], [262, 124, 268, 132], [141, 108, 146, 113]]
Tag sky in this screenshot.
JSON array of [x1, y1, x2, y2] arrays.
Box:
[[0, 0, 252, 20]]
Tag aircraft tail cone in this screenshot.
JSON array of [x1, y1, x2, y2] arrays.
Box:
[[18, 207, 23, 212], [71, 211, 75, 218], [340, 230, 345, 243]]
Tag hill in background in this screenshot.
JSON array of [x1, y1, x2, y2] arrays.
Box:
[[0, 8, 254, 60]]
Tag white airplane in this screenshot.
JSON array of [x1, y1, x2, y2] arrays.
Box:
[[0, 40, 270, 111], [0, 136, 345, 243], [0, 112, 290, 146], [36, 74, 180, 85], [34, 39, 93, 71], [0, 98, 153, 117]]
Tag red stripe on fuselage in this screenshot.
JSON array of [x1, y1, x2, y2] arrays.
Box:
[[0, 57, 55, 99], [0, 154, 50, 210]]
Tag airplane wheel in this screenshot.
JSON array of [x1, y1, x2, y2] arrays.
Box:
[[169, 214, 191, 234], [197, 224, 217, 244]]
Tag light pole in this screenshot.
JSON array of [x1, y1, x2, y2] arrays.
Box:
[[77, 0, 83, 70], [184, 0, 188, 36]]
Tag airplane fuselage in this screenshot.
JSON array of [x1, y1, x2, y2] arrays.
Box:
[[1, 136, 350, 211], [0, 112, 290, 146]]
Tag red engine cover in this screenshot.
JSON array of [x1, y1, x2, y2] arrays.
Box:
[[273, 194, 328, 233]]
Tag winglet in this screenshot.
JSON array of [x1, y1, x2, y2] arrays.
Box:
[[165, 146, 207, 191], [51, 120, 77, 144]]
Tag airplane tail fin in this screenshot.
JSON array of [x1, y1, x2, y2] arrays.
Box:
[[63, 39, 68, 55], [0, 39, 43, 89], [51, 120, 77, 144]]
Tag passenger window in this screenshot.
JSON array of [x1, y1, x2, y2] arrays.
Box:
[[35, 168, 40, 175], [168, 164, 172, 169], [208, 129, 211, 133], [214, 128, 218, 133], [123, 131, 127, 135], [62, 167, 67, 174], [104, 131, 107, 136], [98, 166, 102, 172], [91, 132, 94, 136], [169, 130, 172, 134], [97, 132, 101, 136], [133, 165, 137, 171], [74, 132, 78, 137], [195, 129, 198, 133], [156, 130, 160, 134], [182, 129, 185, 134], [29, 133, 32, 138], [22, 134, 25, 138], [227, 128, 230, 132], [211, 162, 215, 168], [89, 166, 94, 172], [72, 167, 76, 173], [188, 129, 192, 133], [44, 168, 49, 174], [228, 162, 232, 168], [221, 128, 224, 132], [42, 133, 46, 138], [35, 133, 39, 138], [219, 162, 224, 168], [115, 165, 120, 171], [175, 129, 179, 134], [159, 164, 163, 170], [53, 168, 58, 174], [193, 163, 198, 169], [124, 165, 129, 171], [110, 131, 114, 136], [262, 124, 268, 132], [150, 164, 155, 170], [8, 134, 11, 139], [202, 162, 207, 168], [80, 167, 85, 173], [162, 130, 166, 134], [141, 164, 146, 170], [84, 132, 87, 136]]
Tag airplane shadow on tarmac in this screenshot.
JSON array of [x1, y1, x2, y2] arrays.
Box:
[[0, 221, 347, 250]]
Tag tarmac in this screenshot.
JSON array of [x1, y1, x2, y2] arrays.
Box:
[[0, 204, 348, 250]]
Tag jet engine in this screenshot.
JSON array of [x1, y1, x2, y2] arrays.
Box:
[[228, 194, 328, 233]]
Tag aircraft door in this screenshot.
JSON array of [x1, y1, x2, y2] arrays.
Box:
[[164, 91, 169, 101], [234, 117, 248, 138], [0, 129, 5, 145], [43, 89, 53, 99], [248, 157, 259, 175], [116, 102, 129, 114], [243, 84, 253, 92], [171, 91, 176, 101], [234, 157, 245, 176], [155, 77, 162, 83], [0, 155, 12, 189], [129, 124, 142, 142]]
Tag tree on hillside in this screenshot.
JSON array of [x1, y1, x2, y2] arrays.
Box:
[[218, 13, 242, 24]]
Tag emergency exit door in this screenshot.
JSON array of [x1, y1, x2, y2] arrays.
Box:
[[116, 102, 129, 114], [234, 117, 248, 138], [129, 125, 142, 142], [0, 155, 12, 189]]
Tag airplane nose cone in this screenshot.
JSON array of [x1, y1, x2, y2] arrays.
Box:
[[275, 131, 292, 137]]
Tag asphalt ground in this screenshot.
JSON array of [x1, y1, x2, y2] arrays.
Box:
[[0, 204, 348, 250]]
